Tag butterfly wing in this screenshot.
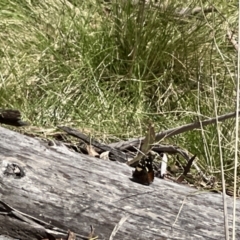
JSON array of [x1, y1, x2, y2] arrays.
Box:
[[132, 159, 154, 185]]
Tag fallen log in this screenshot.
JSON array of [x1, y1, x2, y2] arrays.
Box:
[[0, 126, 239, 239]]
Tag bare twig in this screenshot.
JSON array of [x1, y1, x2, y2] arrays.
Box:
[[172, 196, 186, 227], [58, 126, 133, 162], [109, 215, 129, 240], [109, 111, 239, 150], [155, 111, 237, 141], [176, 155, 197, 183], [152, 145, 209, 182]]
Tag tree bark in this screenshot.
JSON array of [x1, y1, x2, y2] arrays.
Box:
[[0, 126, 239, 239]]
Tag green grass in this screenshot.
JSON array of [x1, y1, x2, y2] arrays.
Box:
[[0, 0, 238, 191]]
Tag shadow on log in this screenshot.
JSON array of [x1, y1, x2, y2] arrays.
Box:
[[0, 127, 239, 239]]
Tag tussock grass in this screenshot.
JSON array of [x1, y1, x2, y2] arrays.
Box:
[[0, 0, 238, 189]]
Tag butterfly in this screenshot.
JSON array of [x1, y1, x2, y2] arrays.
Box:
[[132, 157, 154, 185]]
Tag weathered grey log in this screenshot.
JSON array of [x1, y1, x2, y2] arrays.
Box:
[[0, 126, 240, 239]]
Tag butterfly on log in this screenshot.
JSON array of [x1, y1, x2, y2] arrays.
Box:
[[132, 152, 168, 185], [132, 157, 154, 185]]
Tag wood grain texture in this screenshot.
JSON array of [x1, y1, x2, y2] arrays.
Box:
[[0, 127, 239, 239]]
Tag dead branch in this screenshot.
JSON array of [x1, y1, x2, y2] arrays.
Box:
[[152, 144, 209, 182], [177, 155, 197, 183], [58, 126, 133, 162], [156, 111, 237, 141], [108, 111, 238, 150], [108, 111, 238, 181]]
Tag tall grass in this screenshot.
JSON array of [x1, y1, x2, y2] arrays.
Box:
[[0, 0, 238, 188]]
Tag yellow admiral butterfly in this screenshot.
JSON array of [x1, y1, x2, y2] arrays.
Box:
[[132, 158, 154, 185]]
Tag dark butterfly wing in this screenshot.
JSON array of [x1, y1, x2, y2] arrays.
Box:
[[145, 159, 154, 184], [147, 169, 154, 184], [132, 159, 154, 185]]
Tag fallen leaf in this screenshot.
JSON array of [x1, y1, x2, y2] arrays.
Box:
[[127, 122, 155, 166], [67, 230, 76, 240], [99, 151, 110, 160], [160, 153, 168, 178], [86, 144, 99, 157]]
